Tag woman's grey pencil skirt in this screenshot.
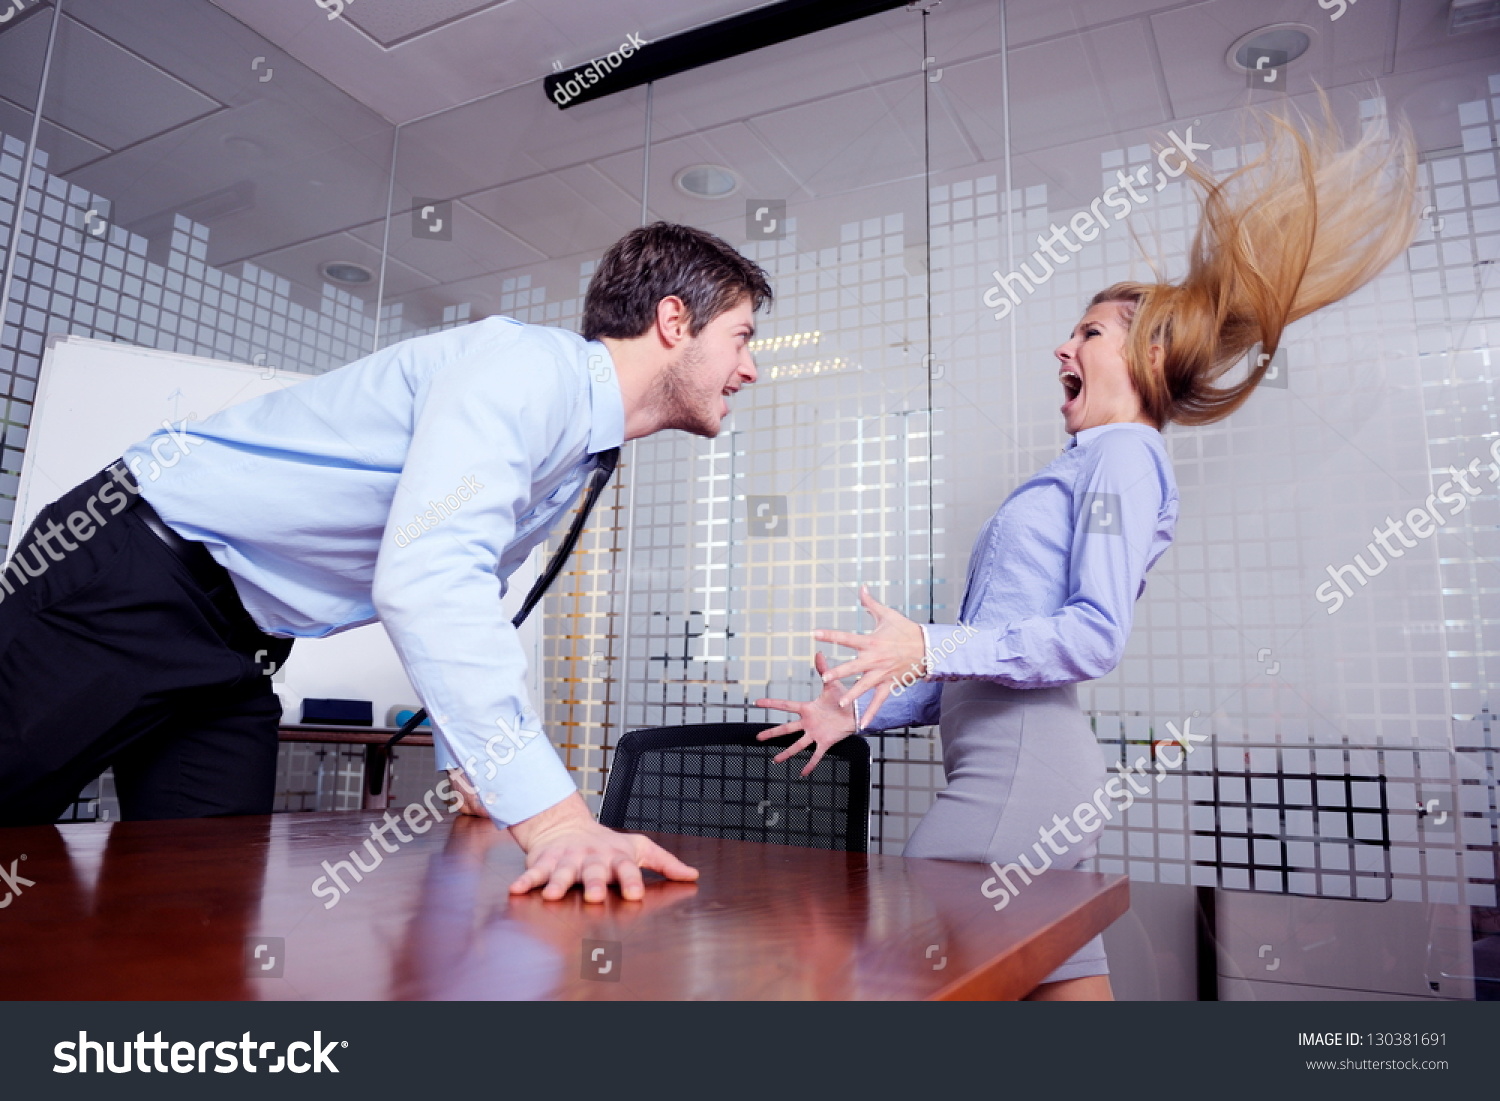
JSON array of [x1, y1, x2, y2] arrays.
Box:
[[903, 678, 1111, 985]]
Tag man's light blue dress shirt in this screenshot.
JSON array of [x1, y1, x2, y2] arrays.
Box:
[[121, 316, 624, 826], [861, 422, 1179, 730]]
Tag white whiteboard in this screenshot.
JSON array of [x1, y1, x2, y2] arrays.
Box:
[[12, 335, 542, 729]]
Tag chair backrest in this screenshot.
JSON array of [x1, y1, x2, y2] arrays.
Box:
[[598, 723, 870, 853]]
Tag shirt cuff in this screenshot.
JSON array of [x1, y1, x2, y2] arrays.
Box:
[[924, 621, 982, 679], [453, 734, 579, 827]]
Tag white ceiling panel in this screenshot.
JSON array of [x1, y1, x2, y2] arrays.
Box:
[[1392, 0, 1500, 72], [37, 16, 224, 153], [1149, 0, 1400, 123], [71, 99, 394, 267], [351, 198, 549, 284], [392, 81, 650, 200], [343, 0, 515, 48], [1002, 20, 1169, 155], [462, 164, 643, 260], [741, 82, 926, 199], [0, 99, 108, 176], [1003, 0, 1191, 48]]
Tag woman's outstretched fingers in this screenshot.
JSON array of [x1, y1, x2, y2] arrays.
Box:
[[754, 719, 803, 740], [802, 743, 831, 777], [838, 669, 888, 709], [822, 656, 866, 684], [754, 697, 802, 715], [772, 733, 813, 764], [813, 628, 865, 655]]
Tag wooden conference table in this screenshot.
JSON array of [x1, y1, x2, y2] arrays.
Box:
[[0, 812, 1126, 1000]]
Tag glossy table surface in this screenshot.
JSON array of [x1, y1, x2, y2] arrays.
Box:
[[0, 812, 1126, 1000]]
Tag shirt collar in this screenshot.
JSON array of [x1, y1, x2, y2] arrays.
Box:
[[583, 340, 626, 456], [1066, 421, 1161, 450]]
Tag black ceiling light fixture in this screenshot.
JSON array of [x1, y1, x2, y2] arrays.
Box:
[[544, 0, 915, 110]]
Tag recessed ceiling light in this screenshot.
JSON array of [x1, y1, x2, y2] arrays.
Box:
[[674, 164, 740, 199], [322, 261, 373, 285], [1226, 23, 1314, 74]]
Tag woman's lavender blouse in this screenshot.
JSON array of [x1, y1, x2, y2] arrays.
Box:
[[861, 422, 1179, 731]]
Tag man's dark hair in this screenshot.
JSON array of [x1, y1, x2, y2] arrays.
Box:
[[582, 222, 773, 342]]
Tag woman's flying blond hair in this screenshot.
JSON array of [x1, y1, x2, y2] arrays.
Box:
[[1095, 93, 1420, 427]]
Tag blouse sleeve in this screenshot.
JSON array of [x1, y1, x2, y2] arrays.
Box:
[[853, 671, 942, 732], [920, 431, 1167, 688]]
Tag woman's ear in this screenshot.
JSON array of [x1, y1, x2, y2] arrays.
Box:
[[1147, 343, 1165, 375]]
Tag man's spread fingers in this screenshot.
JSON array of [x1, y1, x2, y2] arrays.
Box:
[[613, 855, 647, 900], [579, 860, 611, 904], [639, 841, 699, 882], [541, 859, 581, 900]]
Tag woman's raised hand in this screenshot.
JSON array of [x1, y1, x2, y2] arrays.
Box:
[[753, 652, 859, 777], [813, 585, 926, 722]]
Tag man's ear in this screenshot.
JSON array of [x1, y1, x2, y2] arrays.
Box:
[[653, 295, 691, 348]]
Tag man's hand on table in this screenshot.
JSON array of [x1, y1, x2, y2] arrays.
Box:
[[446, 778, 699, 903]]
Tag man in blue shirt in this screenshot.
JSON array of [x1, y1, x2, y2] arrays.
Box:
[[0, 222, 772, 903]]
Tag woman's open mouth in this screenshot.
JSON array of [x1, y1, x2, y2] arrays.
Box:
[[1060, 369, 1083, 413]]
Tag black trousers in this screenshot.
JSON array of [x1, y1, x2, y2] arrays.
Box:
[[0, 466, 294, 826]]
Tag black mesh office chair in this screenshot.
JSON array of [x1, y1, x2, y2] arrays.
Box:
[[598, 723, 870, 852]]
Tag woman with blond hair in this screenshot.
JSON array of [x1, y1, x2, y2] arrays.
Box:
[[755, 100, 1419, 1000]]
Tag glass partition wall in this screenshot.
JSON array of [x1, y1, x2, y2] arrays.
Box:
[[1, 0, 1495, 1000]]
